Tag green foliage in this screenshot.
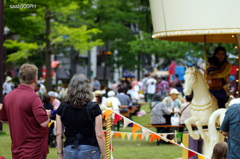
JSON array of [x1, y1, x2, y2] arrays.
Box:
[[4, 40, 38, 62], [4, 0, 102, 63], [51, 24, 103, 54]]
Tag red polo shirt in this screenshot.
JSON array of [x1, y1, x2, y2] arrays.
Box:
[[0, 84, 49, 159]]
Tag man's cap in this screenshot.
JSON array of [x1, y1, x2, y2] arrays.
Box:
[[169, 88, 180, 95], [48, 91, 58, 98], [107, 90, 115, 97]]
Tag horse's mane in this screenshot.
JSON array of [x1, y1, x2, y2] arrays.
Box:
[[187, 67, 209, 88]]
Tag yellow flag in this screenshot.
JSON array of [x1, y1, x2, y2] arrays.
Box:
[[121, 133, 126, 140], [132, 134, 138, 141], [198, 154, 206, 159]]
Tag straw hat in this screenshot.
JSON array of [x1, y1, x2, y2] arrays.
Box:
[[5, 76, 12, 82], [94, 90, 102, 96]]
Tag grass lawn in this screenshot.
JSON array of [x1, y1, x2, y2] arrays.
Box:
[[0, 103, 183, 159]]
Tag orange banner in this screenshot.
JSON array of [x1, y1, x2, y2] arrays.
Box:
[[103, 109, 113, 120], [132, 123, 141, 134]]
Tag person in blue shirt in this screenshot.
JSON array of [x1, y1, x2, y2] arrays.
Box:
[[221, 103, 240, 159]]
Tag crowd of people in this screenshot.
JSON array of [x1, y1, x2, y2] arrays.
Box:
[[0, 46, 237, 159]]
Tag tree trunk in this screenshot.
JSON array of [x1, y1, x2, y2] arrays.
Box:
[[137, 53, 141, 80], [45, 7, 52, 91], [0, 0, 4, 131], [70, 46, 77, 78]]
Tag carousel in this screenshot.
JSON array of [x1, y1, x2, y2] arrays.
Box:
[[149, 0, 240, 158]]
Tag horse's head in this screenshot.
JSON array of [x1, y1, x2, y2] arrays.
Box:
[[183, 67, 197, 96]]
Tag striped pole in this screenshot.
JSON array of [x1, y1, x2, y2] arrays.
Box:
[[106, 101, 112, 159]]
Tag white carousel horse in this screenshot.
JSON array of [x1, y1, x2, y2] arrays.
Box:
[[183, 67, 218, 142], [207, 97, 239, 157]]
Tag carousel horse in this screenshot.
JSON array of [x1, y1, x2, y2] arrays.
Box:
[[207, 97, 238, 157], [183, 67, 218, 142]]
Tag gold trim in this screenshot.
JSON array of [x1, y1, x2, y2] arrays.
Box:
[[190, 105, 212, 111], [191, 100, 212, 107], [153, 28, 240, 34]]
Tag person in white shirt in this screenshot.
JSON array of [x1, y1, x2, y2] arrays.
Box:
[[106, 90, 121, 114], [94, 90, 107, 110], [180, 94, 193, 125], [162, 88, 182, 124], [2, 76, 14, 95], [145, 74, 157, 103]]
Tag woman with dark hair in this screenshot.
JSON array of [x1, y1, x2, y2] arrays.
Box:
[[206, 46, 231, 108], [56, 74, 106, 159]]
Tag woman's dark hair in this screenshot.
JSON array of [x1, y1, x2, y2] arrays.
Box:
[[65, 74, 93, 109], [42, 95, 51, 104], [95, 96, 103, 104], [211, 142, 227, 159], [213, 46, 228, 64]]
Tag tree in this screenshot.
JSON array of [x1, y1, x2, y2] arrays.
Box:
[[4, 0, 102, 91]]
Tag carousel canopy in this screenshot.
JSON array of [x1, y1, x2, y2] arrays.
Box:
[[149, 0, 240, 43]]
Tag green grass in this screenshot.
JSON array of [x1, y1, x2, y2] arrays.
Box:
[[0, 103, 182, 159]]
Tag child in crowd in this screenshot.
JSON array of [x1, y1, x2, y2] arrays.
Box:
[[211, 142, 227, 159], [206, 56, 223, 89]]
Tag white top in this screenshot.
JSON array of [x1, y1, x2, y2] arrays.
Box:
[[180, 102, 191, 124], [106, 97, 121, 113], [146, 78, 157, 94], [2, 81, 14, 94]]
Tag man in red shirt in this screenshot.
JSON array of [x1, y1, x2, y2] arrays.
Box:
[[0, 64, 51, 159]]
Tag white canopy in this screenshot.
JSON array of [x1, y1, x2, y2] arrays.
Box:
[[149, 0, 240, 43]]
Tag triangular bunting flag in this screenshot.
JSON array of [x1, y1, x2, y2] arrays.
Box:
[[188, 150, 197, 158], [132, 134, 138, 141], [114, 132, 120, 139], [114, 114, 122, 124], [160, 134, 169, 142], [170, 139, 179, 146], [161, 134, 168, 138], [121, 133, 126, 140], [138, 134, 143, 140], [111, 152, 114, 159], [180, 143, 185, 147], [123, 118, 132, 129], [127, 133, 132, 140], [197, 154, 206, 159], [103, 109, 114, 120], [132, 123, 141, 133], [150, 133, 159, 143], [142, 128, 151, 141]]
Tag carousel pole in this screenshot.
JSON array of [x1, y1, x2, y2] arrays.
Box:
[[105, 101, 112, 159], [204, 35, 207, 70], [235, 34, 240, 97]]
